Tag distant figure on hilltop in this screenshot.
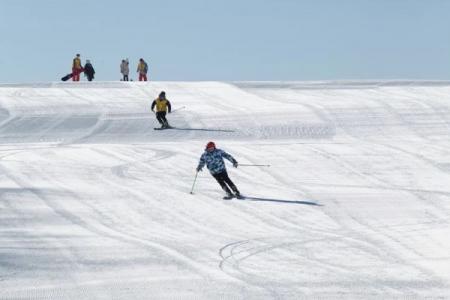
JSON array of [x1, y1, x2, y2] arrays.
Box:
[[120, 59, 129, 81], [72, 54, 83, 81], [136, 58, 148, 81], [83, 60, 95, 81]]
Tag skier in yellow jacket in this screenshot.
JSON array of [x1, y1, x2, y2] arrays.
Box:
[[151, 91, 172, 129]]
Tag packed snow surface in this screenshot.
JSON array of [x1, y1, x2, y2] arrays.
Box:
[[0, 81, 450, 299]]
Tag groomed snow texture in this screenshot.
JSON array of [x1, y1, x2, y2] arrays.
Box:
[[0, 81, 450, 299]]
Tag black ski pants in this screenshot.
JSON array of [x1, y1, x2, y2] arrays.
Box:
[[156, 112, 168, 125], [212, 170, 239, 195]]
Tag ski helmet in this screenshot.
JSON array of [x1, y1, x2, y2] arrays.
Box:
[[159, 91, 166, 98], [206, 141, 216, 150]]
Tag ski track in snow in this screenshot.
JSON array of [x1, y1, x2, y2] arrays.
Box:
[[0, 81, 450, 299]]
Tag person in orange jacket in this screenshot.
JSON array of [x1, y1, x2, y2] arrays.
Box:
[[136, 58, 148, 81], [72, 54, 83, 81]]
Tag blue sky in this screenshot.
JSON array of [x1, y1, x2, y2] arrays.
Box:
[[1, 0, 450, 82]]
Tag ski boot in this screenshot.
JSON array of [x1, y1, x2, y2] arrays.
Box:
[[222, 187, 234, 200], [223, 192, 234, 200], [234, 191, 244, 200], [232, 187, 244, 199]]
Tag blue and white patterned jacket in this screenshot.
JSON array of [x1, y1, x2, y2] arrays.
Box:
[[197, 149, 237, 175]]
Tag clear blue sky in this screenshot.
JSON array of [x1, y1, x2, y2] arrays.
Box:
[[1, 0, 450, 82]]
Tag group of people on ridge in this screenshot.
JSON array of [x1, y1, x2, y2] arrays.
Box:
[[70, 54, 149, 82], [72, 54, 95, 81], [119, 58, 149, 81], [150, 91, 241, 199]]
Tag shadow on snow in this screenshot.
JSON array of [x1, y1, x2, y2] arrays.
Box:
[[169, 127, 235, 133], [243, 196, 321, 206]]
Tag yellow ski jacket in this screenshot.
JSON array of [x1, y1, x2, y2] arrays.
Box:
[[73, 57, 82, 69], [151, 98, 172, 113]]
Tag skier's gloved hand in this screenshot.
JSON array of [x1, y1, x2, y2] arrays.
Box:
[[196, 166, 202, 172], [233, 161, 238, 168]]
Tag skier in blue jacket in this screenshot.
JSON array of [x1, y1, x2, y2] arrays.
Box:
[[196, 141, 241, 198]]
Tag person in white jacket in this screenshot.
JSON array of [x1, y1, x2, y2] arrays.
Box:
[[120, 59, 129, 81]]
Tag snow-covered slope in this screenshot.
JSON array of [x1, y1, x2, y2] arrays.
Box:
[[0, 81, 449, 299]]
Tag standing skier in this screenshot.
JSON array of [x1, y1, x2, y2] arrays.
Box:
[[196, 142, 241, 199], [83, 60, 95, 81], [136, 58, 148, 81], [72, 54, 83, 81], [151, 91, 171, 128], [120, 59, 129, 81]]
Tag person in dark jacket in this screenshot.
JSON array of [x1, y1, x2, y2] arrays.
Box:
[[196, 141, 241, 198], [84, 60, 95, 81], [151, 91, 171, 128]]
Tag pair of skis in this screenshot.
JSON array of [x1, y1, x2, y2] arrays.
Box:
[[153, 106, 186, 130], [154, 126, 174, 130]]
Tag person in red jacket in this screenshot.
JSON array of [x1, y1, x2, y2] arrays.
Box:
[[72, 54, 83, 81]]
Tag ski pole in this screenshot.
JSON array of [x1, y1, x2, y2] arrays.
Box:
[[238, 164, 271, 167], [190, 171, 199, 194], [171, 106, 186, 113]]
